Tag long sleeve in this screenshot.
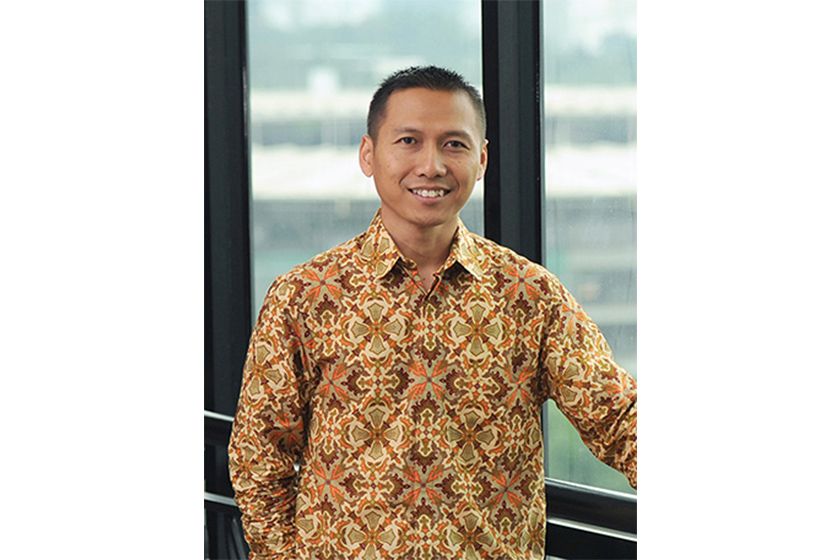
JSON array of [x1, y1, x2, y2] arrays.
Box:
[[540, 282, 637, 489], [228, 278, 309, 558]]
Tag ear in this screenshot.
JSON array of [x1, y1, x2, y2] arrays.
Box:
[[359, 134, 375, 177], [477, 139, 489, 180]]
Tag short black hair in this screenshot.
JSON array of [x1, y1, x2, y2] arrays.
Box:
[[366, 66, 486, 141]]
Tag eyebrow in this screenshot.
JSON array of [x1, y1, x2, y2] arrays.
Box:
[[391, 127, 474, 141]]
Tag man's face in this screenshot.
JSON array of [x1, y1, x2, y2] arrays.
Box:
[[359, 88, 488, 235]]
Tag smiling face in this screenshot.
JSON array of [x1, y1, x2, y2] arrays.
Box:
[[359, 87, 488, 238]]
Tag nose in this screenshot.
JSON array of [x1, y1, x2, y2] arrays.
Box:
[[414, 143, 447, 178]]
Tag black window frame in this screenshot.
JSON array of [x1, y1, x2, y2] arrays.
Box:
[[204, 1, 637, 558]]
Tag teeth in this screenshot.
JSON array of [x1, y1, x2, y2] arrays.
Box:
[[412, 189, 446, 198]]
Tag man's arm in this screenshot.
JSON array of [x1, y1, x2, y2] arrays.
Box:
[[228, 279, 308, 558], [540, 281, 637, 489]]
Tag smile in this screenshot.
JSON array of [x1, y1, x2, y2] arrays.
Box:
[[409, 188, 449, 199]]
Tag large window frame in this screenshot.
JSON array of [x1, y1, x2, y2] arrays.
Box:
[[205, 1, 636, 558]]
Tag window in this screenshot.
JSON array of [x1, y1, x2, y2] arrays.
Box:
[[248, 0, 483, 321], [542, 0, 637, 494]]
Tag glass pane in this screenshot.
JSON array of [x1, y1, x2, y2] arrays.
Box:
[[248, 0, 483, 321], [543, 0, 637, 494]]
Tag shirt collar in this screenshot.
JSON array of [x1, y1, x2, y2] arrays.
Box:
[[359, 209, 484, 280]]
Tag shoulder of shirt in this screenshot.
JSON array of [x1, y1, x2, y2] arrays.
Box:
[[467, 231, 574, 307], [260, 232, 365, 309]]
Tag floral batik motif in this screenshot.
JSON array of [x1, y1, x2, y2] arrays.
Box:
[[229, 210, 636, 559]]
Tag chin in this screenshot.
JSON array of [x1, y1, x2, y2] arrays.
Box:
[[412, 210, 458, 227]]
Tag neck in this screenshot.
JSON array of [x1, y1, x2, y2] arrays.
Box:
[[379, 209, 458, 273]]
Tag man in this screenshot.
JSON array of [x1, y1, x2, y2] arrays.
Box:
[[229, 66, 636, 559]]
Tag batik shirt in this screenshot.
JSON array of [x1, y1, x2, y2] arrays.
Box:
[[228, 210, 637, 559]]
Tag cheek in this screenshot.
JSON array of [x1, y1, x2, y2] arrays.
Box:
[[375, 154, 395, 173], [456, 162, 482, 184], [384, 160, 411, 184], [374, 162, 405, 193]]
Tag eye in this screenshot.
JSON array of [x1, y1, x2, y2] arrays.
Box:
[[398, 137, 416, 145], [445, 140, 468, 149]]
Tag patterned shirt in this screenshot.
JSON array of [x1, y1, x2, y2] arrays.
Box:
[[228, 210, 637, 559]]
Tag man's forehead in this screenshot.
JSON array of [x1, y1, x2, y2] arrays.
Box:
[[381, 88, 483, 137]]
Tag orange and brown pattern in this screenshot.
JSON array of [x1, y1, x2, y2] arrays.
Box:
[[229, 210, 637, 559]]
